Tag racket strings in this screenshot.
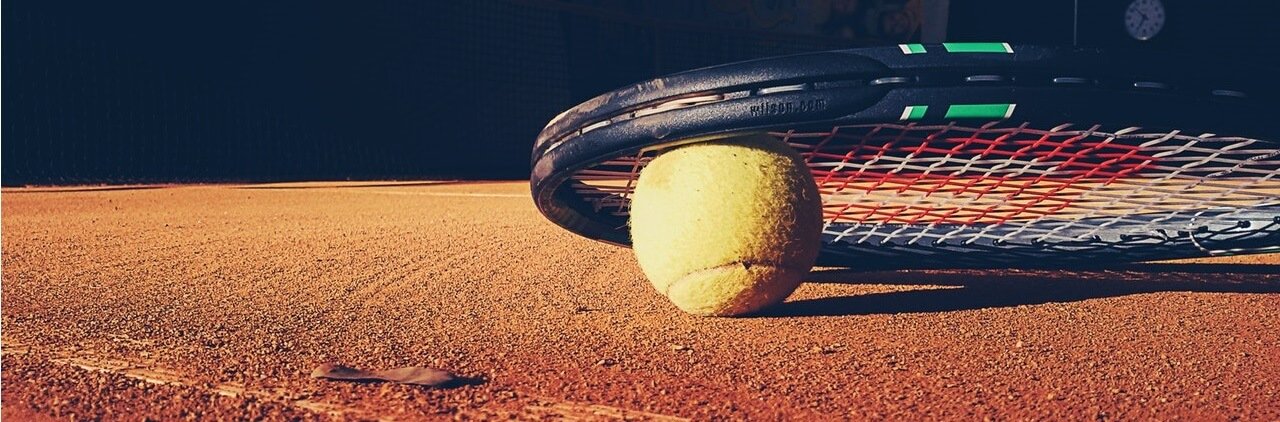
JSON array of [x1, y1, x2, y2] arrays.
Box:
[[568, 122, 1279, 255], [790, 124, 1277, 222]]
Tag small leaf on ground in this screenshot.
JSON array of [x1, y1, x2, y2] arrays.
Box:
[[310, 363, 464, 387]]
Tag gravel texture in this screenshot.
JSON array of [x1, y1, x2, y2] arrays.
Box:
[[3, 181, 1278, 420]]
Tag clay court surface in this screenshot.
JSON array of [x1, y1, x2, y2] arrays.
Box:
[[3, 181, 1279, 420]]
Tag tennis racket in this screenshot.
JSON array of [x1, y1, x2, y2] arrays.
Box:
[[531, 43, 1280, 269]]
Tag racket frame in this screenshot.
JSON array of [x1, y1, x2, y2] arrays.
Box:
[[531, 43, 1275, 264]]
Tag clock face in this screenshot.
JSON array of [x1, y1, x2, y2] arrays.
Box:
[[1125, 0, 1165, 40]]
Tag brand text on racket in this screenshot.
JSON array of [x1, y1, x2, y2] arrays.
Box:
[[748, 99, 828, 117]]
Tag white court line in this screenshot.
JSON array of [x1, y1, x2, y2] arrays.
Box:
[[2, 338, 687, 421], [1, 340, 388, 421]]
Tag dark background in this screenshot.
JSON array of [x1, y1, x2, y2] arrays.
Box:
[[3, 0, 1273, 185]]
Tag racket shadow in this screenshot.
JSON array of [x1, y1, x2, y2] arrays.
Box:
[[761, 264, 1280, 317]]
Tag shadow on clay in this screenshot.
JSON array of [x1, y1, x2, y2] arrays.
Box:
[[761, 263, 1280, 317]]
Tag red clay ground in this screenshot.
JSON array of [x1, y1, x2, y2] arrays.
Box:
[[2, 181, 1278, 420]]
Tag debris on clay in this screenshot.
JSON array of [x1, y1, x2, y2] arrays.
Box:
[[310, 363, 466, 387]]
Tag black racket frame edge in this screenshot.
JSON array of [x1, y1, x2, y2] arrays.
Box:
[[531, 44, 1278, 248]]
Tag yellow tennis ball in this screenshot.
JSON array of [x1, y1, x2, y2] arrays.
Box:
[[629, 133, 823, 316]]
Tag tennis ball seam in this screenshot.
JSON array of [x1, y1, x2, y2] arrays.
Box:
[[663, 260, 809, 297], [629, 133, 822, 316]]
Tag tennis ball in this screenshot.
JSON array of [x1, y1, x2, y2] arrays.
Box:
[[629, 133, 823, 316]]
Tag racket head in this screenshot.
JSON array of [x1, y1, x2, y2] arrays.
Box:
[[532, 43, 1280, 268]]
